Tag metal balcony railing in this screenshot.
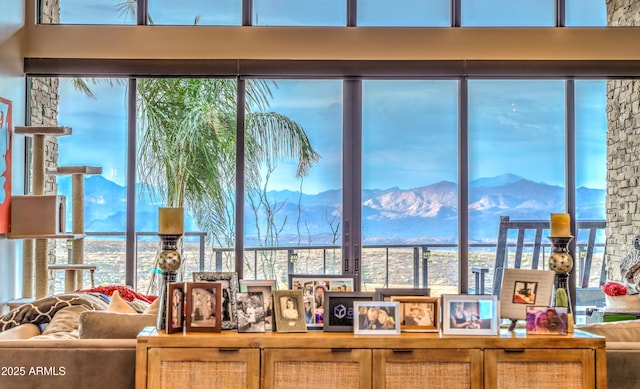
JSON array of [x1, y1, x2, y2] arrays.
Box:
[[73, 230, 606, 297]]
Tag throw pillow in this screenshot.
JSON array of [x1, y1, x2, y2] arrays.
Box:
[[580, 318, 640, 342], [107, 290, 137, 314], [143, 298, 160, 315], [42, 305, 89, 335], [78, 311, 156, 339], [0, 323, 41, 340]]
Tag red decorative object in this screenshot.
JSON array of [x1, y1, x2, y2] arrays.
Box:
[[77, 285, 157, 303], [601, 281, 628, 297]]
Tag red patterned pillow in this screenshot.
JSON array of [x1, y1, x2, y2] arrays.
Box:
[[76, 285, 157, 303]]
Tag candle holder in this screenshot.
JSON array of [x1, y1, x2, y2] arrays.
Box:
[[155, 233, 183, 331], [548, 235, 574, 332]]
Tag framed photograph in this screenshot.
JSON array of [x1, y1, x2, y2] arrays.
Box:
[[193, 272, 239, 330], [288, 274, 356, 330], [375, 287, 431, 301], [240, 279, 275, 331], [499, 269, 555, 321], [442, 294, 498, 336], [273, 290, 307, 333], [353, 301, 401, 335], [236, 292, 266, 333], [323, 292, 375, 332], [185, 282, 222, 332], [526, 306, 569, 335], [391, 296, 439, 332], [166, 282, 185, 334]]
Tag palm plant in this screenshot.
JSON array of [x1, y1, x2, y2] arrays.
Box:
[[136, 77, 320, 249], [113, 2, 320, 249]]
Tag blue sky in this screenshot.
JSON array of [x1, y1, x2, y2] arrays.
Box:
[[55, 1, 608, 192]]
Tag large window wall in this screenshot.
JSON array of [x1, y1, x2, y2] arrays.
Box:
[[30, 1, 610, 304], [37, 74, 608, 301]]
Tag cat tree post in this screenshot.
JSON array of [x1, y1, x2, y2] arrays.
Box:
[[13, 126, 71, 299], [47, 166, 102, 292]]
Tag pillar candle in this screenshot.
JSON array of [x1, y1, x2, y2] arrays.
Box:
[[158, 207, 184, 234], [550, 213, 571, 237]]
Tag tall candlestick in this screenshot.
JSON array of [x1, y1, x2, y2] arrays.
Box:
[[550, 213, 571, 237], [158, 207, 184, 235]]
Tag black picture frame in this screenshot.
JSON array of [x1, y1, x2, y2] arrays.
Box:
[[288, 274, 357, 330], [323, 292, 375, 332]]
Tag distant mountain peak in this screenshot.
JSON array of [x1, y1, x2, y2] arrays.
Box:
[[470, 174, 525, 188]]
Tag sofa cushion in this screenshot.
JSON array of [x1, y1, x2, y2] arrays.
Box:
[[143, 297, 159, 315], [41, 305, 89, 335], [0, 323, 41, 340], [78, 311, 156, 339], [30, 330, 79, 340], [580, 319, 640, 342], [107, 290, 138, 314]]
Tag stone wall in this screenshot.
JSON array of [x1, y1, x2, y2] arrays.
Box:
[[605, 0, 640, 279], [29, 0, 60, 295]]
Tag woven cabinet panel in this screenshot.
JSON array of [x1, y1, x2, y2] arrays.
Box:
[[384, 361, 471, 389], [273, 361, 360, 389], [159, 361, 247, 389], [495, 362, 582, 389]]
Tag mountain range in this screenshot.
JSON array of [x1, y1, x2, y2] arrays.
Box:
[[56, 173, 605, 245]]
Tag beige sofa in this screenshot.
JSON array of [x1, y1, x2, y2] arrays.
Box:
[[0, 291, 157, 389], [580, 319, 640, 389]]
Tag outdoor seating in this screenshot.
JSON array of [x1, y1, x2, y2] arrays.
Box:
[[473, 216, 606, 296]]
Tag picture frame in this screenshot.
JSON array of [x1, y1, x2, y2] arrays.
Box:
[[375, 287, 431, 301], [239, 279, 275, 331], [391, 296, 440, 332], [353, 301, 401, 335], [273, 290, 307, 333], [442, 294, 498, 336], [526, 306, 569, 335], [288, 274, 356, 330], [323, 292, 375, 332], [166, 282, 185, 334], [499, 269, 555, 321], [236, 292, 266, 333], [185, 282, 222, 332], [193, 272, 239, 330]]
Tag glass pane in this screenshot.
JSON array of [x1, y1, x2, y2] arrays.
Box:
[[467, 80, 565, 294], [54, 77, 129, 292], [244, 80, 343, 289], [565, 0, 607, 27], [362, 80, 459, 296], [45, 0, 136, 25], [461, 0, 555, 27], [574, 80, 607, 314], [253, 0, 346, 26], [148, 0, 241, 26], [136, 78, 237, 291], [358, 0, 450, 27]]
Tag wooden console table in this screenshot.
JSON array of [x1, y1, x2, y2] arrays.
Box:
[[136, 328, 606, 389]]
